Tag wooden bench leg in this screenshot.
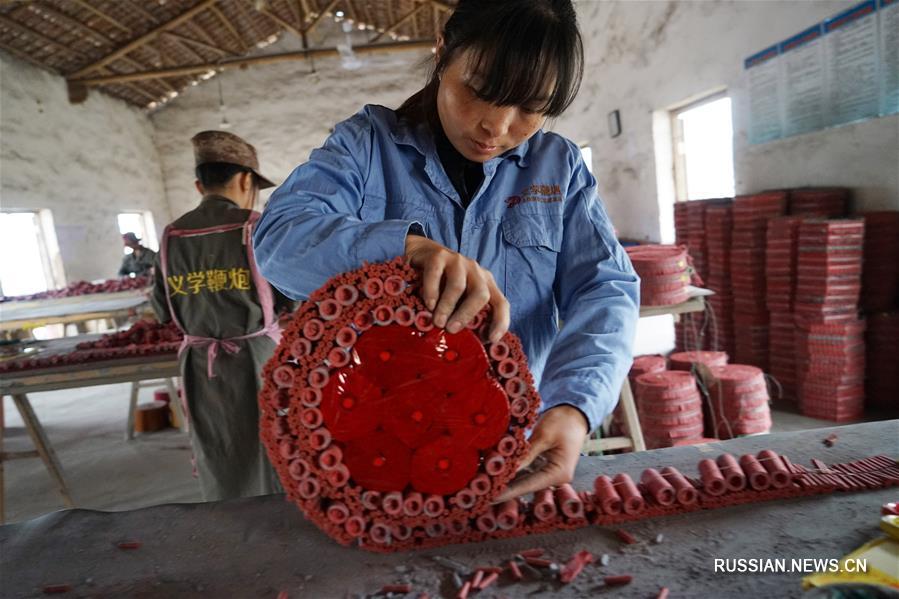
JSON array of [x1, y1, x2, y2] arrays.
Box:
[[11, 394, 74, 508], [164, 377, 187, 433], [126, 381, 140, 441], [619, 379, 647, 452]]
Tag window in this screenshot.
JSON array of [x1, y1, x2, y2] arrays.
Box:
[[672, 94, 735, 201], [580, 145, 594, 174], [0, 210, 65, 297], [117, 211, 159, 254]]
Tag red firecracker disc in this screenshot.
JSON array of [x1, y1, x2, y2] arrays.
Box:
[[257, 257, 541, 552]]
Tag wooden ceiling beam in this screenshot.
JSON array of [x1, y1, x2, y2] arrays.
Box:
[[432, 3, 442, 37], [119, 81, 160, 103], [68, 0, 219, 79], [232, 0, 266, 42], [117, 56, 177, 92], [428, 0, 453, 11], [370, 1, 427, 43], [162, 30, 230, 57], [248, 0, 304, 40], [68, 0, 132, 35], [185, 20, 227, 51], [209, 5, 248, 52], [303, 0, 340, 35], [297, 0, 312, 23], [163, 34, 206, 64], [121, 0, 159, 24], [286, 0, 302, 28], [71, 38, 436, 85], [410, 5, 420, 39]]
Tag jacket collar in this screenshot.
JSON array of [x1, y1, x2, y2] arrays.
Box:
[[201, 194, 240, 208]]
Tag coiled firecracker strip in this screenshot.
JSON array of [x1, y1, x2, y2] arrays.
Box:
[[258, 257, 540, 551], [259, 258, 899, 553]]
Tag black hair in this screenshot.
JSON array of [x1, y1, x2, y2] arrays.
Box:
[[398, 0, 584, 119], [195, 162, 256, 190]]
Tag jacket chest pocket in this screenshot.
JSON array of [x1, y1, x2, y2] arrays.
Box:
[[360, 195, 435, 236], [501, 213, 562, 324]]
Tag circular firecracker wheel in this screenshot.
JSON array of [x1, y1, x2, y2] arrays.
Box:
[[669, 351, 728, 371], [258, 258, 542, 552], [625, 245, 690, 276]]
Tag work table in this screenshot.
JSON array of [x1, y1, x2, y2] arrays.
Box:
[[2, 420, 896, 598]]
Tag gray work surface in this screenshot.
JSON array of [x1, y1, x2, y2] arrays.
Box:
[[2, 420, 897, 598], [0, 291, 148, 324]]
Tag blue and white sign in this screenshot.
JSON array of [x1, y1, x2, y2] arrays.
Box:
[[879, 0, 899, 115], [780, 24, 826, 136], [745, 44, 783, 144], [824, 0, 880, 126]]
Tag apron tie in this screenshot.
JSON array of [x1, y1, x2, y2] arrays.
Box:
[[180, 321, 281, 379]]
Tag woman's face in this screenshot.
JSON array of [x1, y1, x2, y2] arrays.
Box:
[[436, 49, 548, 163]]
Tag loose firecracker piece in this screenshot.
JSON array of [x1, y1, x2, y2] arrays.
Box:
[[115, 540, 142, 550], [471, 570, 484, 589], [560, 550, 594, 583], [615, 529, 637, 544], [603, 574, 633, 586], [477, 572, 499, 590], [524, 557, 553, 568], [42, 585, 73, 594]]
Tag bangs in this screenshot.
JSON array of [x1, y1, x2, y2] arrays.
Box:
[[457, 10, 583, 117]]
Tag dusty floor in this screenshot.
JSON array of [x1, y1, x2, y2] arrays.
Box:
[[1, 383, 848, 525]]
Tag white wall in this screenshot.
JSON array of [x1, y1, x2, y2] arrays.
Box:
[[555, 0, 899, 242], [151, 36, 432, 219], [0, 53, 170, 283]]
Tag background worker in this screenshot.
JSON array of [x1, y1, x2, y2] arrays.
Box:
[[118, 232, 156, 277], [151, 130, 292, 501]]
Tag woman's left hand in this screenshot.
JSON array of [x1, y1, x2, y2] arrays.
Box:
[[493, 404, 589, 502]]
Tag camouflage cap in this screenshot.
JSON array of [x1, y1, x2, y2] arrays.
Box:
[[191, 130, 276, 189]]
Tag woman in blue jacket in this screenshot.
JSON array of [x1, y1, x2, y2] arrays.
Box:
[[254, 0, 640, 501]]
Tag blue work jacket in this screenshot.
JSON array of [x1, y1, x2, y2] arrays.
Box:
[[253, 105, 640, 431]]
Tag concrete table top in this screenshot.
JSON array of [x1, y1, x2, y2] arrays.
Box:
[[2, 420, 896, 598]]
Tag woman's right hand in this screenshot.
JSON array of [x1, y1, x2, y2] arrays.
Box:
[[404, 234, 510, 343]]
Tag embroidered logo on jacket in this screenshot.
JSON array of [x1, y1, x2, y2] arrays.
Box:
[[505, 184, 563, 208]]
